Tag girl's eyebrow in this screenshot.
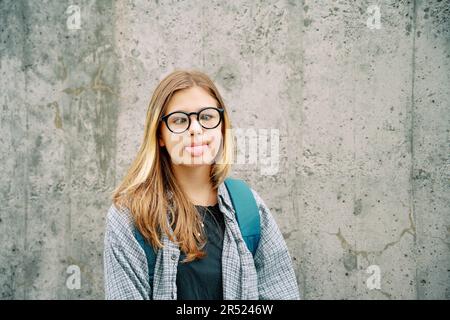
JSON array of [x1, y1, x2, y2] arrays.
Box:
[[170, 105, 219, 113]]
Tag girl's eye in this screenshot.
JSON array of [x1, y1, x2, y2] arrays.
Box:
[[201, 115, 212, 120], [172, 117, 187, 124]]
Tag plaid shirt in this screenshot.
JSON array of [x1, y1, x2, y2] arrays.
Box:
[[103, 180, 300, 300]]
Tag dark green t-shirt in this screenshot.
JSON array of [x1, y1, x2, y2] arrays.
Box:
[[176, 203, 225, 300]]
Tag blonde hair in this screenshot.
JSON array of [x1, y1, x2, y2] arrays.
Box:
[[112, 70, 235, 262]]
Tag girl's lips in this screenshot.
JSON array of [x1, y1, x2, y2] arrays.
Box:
[[184, 144, 209, 156]]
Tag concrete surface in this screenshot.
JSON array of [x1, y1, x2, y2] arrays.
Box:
[[0, 0, 449, 299]]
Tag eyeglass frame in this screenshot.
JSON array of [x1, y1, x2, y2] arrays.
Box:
[[159, 106, 225, 134]]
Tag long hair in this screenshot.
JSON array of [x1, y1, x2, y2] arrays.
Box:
[[112, 70, 235, 263]]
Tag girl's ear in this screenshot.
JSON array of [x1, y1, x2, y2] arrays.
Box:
[[157, 127, 165, 147]]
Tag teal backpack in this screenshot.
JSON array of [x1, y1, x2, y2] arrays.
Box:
[[133, 177, 261, 286]]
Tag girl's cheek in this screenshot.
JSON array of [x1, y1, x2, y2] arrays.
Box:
[[212, 134, 223, 156]]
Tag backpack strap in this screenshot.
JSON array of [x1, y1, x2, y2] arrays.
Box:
[[133, 228, 157, 287], [133, 177, 261, 286], [223, 177, 261, 256]]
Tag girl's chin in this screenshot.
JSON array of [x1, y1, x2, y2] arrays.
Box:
[[171, 155, 215, 166]]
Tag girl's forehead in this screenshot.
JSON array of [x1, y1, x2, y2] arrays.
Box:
[[166, 105, 218, 114], [166, 89, 219, 113]]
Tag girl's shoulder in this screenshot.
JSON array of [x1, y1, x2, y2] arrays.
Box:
[[248, 186, 269, 214], [105, 203, 136, 239]]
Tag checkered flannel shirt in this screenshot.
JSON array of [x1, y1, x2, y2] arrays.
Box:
[[103, 180, 300, 300]]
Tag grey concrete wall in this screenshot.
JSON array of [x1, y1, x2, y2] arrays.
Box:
[[0, 0, 448, 299]]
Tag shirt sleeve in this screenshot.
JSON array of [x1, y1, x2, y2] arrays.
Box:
[[250, 188, 301, 300], [103, 205, 152, 300]]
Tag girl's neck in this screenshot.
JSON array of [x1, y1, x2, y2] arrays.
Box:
[[171, 164, 218, 206]]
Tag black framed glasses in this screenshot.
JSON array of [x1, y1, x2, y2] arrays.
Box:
[[160, 107, 224, 134]]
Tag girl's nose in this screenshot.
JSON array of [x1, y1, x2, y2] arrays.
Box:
[[188, 116, 203, 134]]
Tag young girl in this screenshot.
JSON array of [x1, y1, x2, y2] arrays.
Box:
[[103, 70, 300, 300]]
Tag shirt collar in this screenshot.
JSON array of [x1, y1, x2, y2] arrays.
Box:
[[217, 180, 236, 218]]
